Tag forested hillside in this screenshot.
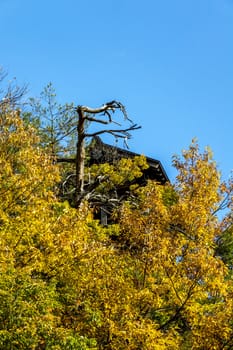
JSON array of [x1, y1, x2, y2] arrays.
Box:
[[1, 76, 233, 349]]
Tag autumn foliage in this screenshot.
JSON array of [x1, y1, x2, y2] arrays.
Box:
[[1, 105, 233, 349]]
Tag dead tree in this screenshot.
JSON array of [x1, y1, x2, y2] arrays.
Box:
[[75, 101, 141, 207]]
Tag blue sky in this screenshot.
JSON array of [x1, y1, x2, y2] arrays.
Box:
[[1, 0, 233, 181]]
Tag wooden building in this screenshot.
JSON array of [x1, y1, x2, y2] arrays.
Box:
[[88, 137, 169, 225], [58, 136, 169, 224], [88, 136, 169, 184]]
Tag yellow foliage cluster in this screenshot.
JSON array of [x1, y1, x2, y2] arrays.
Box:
[[1, 111, 233, 349], [88, 155, 148, 194]]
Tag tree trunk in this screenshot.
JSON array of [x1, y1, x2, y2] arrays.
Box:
[[75, 107, 86, 206]]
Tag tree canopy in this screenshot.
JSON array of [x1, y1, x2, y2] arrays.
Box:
[[1, 77, 233, 349]]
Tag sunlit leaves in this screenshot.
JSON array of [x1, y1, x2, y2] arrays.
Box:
[[0, 108, 60, 221], [1, 110, 233, 349]]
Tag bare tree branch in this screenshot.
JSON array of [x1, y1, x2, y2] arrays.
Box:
[[0, 69, 27, 109], [85, 124, 141, 138], [78, 101, 128, 119], [84, 116, 110, 125]]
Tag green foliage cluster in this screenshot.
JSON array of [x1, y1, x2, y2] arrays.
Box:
[[28, 83, 77, 157]]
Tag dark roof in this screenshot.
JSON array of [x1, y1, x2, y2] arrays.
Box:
[[89, 136, 169, 184]]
